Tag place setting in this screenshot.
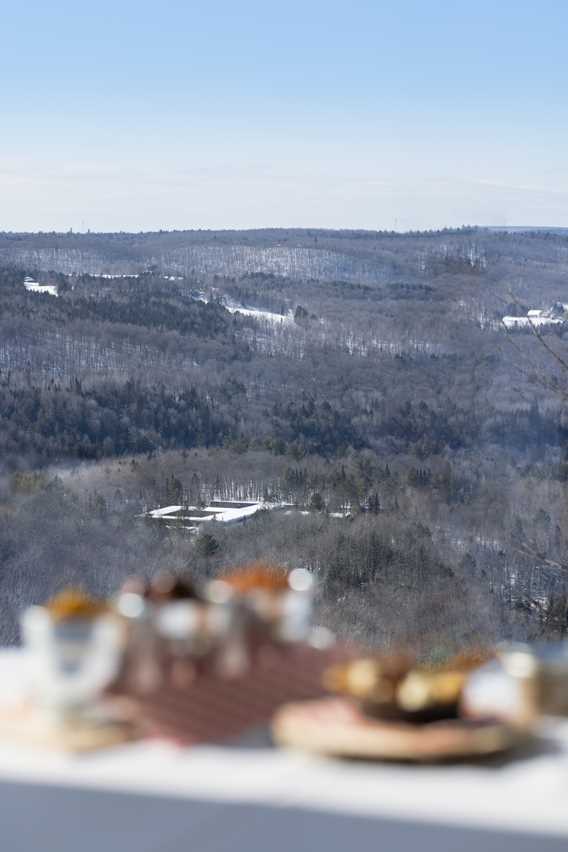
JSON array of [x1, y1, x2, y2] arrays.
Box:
[[2, 562, 567, 770]]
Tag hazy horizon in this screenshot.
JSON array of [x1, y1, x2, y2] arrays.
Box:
[[2, 224, 567, 237]]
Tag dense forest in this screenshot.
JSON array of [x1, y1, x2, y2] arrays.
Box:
[[2, 227, 568, 651]]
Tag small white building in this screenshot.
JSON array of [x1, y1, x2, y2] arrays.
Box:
[[531, 317, 563, 327], [141, 500, 268, 531], [502, 316, 531, 329], [23, 277, 58, 297], [503, 305, 565, 330]]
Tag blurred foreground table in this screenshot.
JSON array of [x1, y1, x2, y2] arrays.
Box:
[[0, 649, 567, 852]]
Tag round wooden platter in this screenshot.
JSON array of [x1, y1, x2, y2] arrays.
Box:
[[272, 698, 530, 762]]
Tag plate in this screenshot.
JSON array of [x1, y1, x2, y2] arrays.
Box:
[[272, 697, 530, 762]]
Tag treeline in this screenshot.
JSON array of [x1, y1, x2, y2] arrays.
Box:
[[0, 378, 236, 464], [2, 370, 568, 468]]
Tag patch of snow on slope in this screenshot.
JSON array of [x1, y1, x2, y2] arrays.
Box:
[[225, 305, 294, 326], [193, 293, 294, 326]]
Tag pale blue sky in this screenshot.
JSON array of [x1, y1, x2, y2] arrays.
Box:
[[2, 0, 568, 231]]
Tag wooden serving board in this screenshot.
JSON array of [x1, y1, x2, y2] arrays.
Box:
[[116, 642, 355, 746], [272, 697, 530, 762]]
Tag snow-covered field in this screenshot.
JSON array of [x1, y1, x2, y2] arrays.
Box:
[[193, 292, 294, 326], [99, 273, 140, 279], [225, 304, 294, 326]]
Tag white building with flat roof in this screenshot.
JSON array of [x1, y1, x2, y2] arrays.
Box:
[[23, 277, 58, 297]]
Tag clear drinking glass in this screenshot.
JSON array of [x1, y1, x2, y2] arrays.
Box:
[[21, 605, 123, 723]]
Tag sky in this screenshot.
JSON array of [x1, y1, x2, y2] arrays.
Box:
[[2, 0, 568, 232]]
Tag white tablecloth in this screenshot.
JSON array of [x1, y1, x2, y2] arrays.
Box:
[[1, 650, 567, 851]]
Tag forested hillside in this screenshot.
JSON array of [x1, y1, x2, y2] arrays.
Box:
[[2, 227, 568, 650]]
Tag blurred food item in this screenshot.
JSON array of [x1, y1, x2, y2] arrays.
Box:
[[324, 655, 467, 724], [221, 562, 290, 594], [219, 563, 315, 643], [119, 572, 201, 604], [273, 696, 529, 762], [438, 649, 495, 673], [397, 670, 466, 717], [325, 655, 408, 701], [118, 569, 250, 688], [149, 571, 201, 602], [46, 589, 108, 623], [119, 576, 151, 599]]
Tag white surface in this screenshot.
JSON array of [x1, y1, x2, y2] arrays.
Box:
[[145, 500, 282, 526], [503, 315, 563, 328], [23, 281, 59, 296], [225, 305, 294, 326], [1, 650, 568, 838], [145, 504, 184, 517], [196, 293, 294, 326]]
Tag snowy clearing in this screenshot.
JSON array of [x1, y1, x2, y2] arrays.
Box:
[[225, 305, 294, 326]]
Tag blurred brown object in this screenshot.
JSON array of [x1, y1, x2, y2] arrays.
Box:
[[113, 640, 354, 746]]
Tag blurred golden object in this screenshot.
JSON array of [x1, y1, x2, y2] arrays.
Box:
[[325, 655, 408, 700], [324, 656, 467, 723], [221, 561, 290, 593], [397, 671, 466, 713], [46, 589, 108, 622]]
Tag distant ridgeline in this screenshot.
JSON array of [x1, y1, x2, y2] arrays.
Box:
[[0, 227, 483, 283]]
